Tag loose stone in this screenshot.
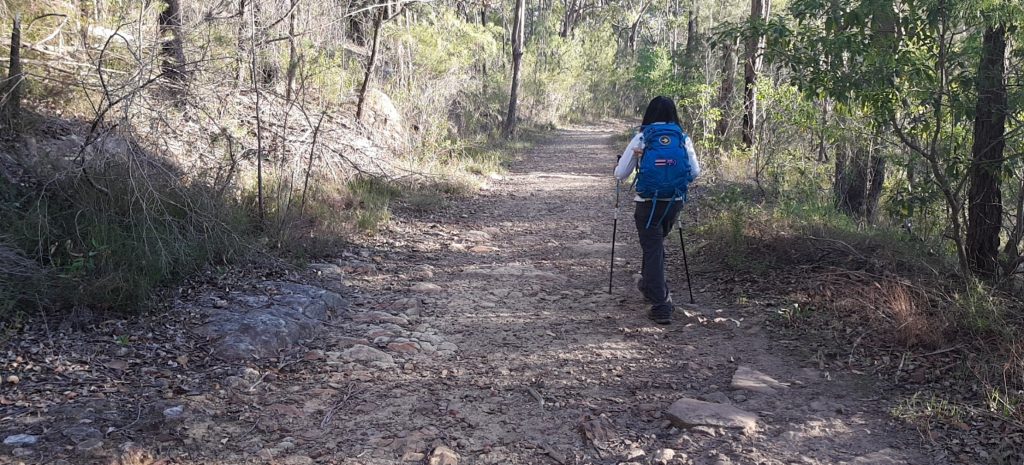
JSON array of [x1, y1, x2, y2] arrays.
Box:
[[665, 398, 758, 433], [3, 434, 39, 446]]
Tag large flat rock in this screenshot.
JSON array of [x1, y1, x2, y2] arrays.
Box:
[[197, 282, 348, 361], [665, 398, 758, 433], [731, 365, 789, 394], [342, 345, 395, 366]]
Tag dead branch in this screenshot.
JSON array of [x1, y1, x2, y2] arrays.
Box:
[[25, 13, 68, 51], [299, 112, 326, 217]]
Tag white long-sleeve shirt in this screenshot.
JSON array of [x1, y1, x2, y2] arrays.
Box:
[[614, 126, 701, 201]]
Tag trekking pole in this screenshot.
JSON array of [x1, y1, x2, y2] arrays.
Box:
[[608, 181, 621, 294], [677, 220, 695, 304]]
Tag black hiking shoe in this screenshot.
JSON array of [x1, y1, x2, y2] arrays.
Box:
[[647, 294, 673, 325], [647, 309, 671, 325]]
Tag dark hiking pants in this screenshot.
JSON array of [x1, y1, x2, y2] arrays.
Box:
[[634, 200, 683, 317]]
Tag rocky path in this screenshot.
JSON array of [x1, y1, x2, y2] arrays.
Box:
[[1, 127, 947, 465], [293, 127, 944, 464]]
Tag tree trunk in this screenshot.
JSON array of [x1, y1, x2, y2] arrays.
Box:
[[356, 9, 385, 122], [236, 0, 247, 85], [670, 0, 679, 64], [868, 0, 898, 69], [526, 0, 537, 46], [2, 14, 23, 128], [685, 5, 697, 55], [966, 25, 1008, 275], [250, 0, 278, 86], [628, 14, 641, 52], [742, 0, 769, 148], [816, 99, 830, 162], [560, 0, 575, 38], [835, 144, 868, 216], [1004, 175, 1024, 268], [714, 36, 738, 139], [250, 5, 265, 225], [481, 6, 488, 76], [626, 2, 649, 53], [834, 137, 884, 220], [285, 0, 301, 102], [158, 0, 187, 82], [503, 0, 526, 139], [865, 150, 886, 221]]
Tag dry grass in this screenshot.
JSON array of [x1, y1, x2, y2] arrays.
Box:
[[880, 282, 947, 348], [111, 444, 159, 465], [820, 279, 948, 349], [694, 183, 1024, 433]]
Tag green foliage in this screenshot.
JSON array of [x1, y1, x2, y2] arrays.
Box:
[[892, 392, 968, 424], [522, 20, 632, 124], [696, 185, 760, 268], [575, 25, 633, 117], [454, 143, 510, 177], [776, 302, 813, 325], [986, 388, 1021, 419], [305, 52, 363, 105], [392, 11, 500, 78], [347, 176, 400, 233], [952, 278, 1009, 337], [634, 46, 676, 97], [0, 160, 251, 316], [337, 136, 520, 233], [384, 8, 506, 144], [384, 5, 635, 140], [770, 0, 1024, 277]]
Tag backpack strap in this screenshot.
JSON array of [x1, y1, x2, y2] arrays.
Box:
[[644, 189, 684, 230], [645, 197, 658, 229], [631, 128, 645, 193], [655, 191, 679, 227]]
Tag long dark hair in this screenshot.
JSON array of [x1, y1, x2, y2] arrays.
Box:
[[641, 96, 680, 126]]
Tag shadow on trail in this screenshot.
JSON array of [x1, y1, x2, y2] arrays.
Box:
[[368, 127, 945, 464]]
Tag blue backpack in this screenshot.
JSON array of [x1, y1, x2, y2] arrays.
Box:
[[635, 123, 693, 227]]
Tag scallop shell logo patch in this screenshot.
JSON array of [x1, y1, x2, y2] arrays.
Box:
[[659, 136, 671, 145]]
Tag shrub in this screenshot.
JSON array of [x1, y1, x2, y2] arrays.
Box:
[[0, 145, 251, 317]]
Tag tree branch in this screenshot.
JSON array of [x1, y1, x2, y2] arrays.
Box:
[[24, 13, 68, 51]]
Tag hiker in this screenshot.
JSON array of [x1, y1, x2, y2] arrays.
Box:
[[613, 96, 700, 324]]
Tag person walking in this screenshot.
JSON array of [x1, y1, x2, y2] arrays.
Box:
[[613, 96, 700, 324]]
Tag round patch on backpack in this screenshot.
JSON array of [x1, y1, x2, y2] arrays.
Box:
[[659, 136, 671, 145]]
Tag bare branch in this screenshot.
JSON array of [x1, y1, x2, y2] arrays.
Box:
[[24, 13, 68, 51]]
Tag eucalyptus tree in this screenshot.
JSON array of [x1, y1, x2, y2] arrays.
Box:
[[1, 14, 22, 127], [967, 11, 1015, 275], [777, 0, 1023, 276], [503, 0, 526, 138], [159, 0, 187, 83], [742, 0, 768, 148]]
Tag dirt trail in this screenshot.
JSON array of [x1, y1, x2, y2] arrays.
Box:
[[304, 126, 945, 464], [1, 127, 947, 465]]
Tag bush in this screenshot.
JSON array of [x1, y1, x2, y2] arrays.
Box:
[[0, 147, 251, 317]]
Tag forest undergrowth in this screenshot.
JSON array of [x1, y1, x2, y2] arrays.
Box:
[[0, 103, 535, 321], [693, 181, 1024, 459], [0, 0, 580, 323]]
